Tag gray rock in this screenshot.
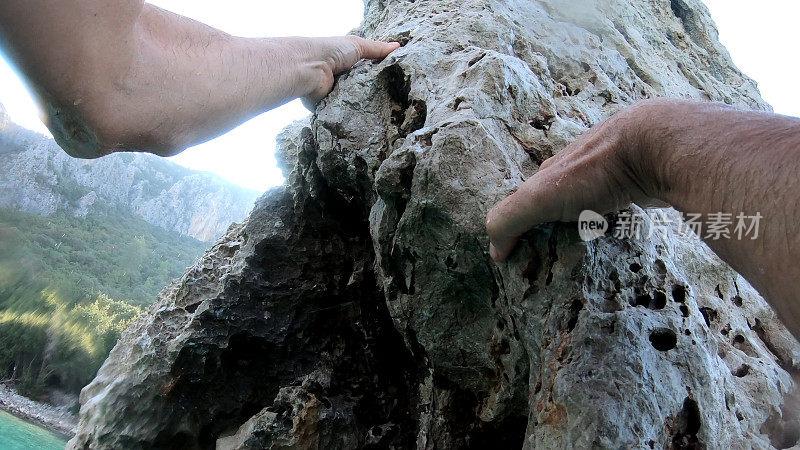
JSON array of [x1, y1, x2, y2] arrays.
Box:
[[68, 0, 800, 448], [0, 116, 260, 241]]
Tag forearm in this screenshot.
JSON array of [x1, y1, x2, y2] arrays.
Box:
[[115, 5, 320, 155], [0, 1, 367, 157], [639, 100, 800, 332]]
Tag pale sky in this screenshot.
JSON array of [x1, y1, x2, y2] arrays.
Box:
[[0, 1, 797, 192]]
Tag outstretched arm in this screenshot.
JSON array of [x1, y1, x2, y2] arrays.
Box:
[[487, 99, 800, 336], [0, 1, 398, 158]]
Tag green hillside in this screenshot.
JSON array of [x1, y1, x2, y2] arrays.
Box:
[[0, 207, 207, 399]]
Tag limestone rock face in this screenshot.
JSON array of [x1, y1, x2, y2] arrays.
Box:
[[69, 0, 800, 448]]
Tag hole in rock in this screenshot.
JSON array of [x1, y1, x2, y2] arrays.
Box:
[[439, 382, 528, 448], [319, 397, 332, 408], [530, 115, 554, 131], [380, 65, 427, 138], [384, 65, 410, 107], [733, 364, 750, 378], [732, 334, 759, 358], [672, 285, 687, 303], [732, 296, 743, 307], [679, 304, 690, 318], [698, 307, 716, 327], [522, 257, 540, 283], [649, 328, 678, 351], [633, 293, 649, 308], [404, 99, 428, 134], [629, 262, 642, 273], [468, 52, 486, 67], [634, 292, 666, 310], [567, 299, 584, 331], [671, 397, 702, 448], [653, 291, 667, 309], [561, 81, 574, 96]]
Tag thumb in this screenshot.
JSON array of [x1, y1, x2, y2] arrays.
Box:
[[487, 168, 567, 261]]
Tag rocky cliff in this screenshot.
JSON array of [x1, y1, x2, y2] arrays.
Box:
[[0, 111, 260, 242], [69, 0, 800, 448]]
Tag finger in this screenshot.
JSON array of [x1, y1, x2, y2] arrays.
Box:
[[489, 241, 516, 262], [489, 237, 519, 262], [350, 36, 401, 60], [487, 169, 565, 261]]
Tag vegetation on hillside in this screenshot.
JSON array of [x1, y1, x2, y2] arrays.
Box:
[[0, 207, 207, 399]]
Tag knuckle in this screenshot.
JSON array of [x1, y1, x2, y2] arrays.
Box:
[[346, 35, 365, 57]]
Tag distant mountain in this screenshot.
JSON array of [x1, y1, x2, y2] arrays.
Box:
[[0, 103, 8, 130], [0, 105, 261, 242]]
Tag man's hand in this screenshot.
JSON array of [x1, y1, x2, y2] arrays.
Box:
[[486, 101, 666, 261], [486, 98, 800, 338], [299, 36, 400, 109], [0, 1, 399, 158]]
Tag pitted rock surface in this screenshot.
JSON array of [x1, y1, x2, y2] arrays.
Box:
[[69, 0, 800, 448]]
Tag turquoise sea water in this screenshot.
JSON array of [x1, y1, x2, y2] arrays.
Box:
[[0, 409, 67, 450]]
